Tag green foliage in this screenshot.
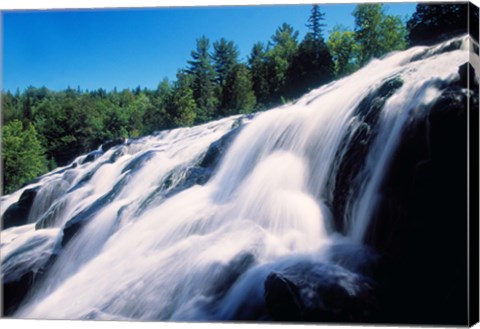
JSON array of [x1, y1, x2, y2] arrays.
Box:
[[380, 15, 407, 53], [307, 5, 326, 42], [287, 6, 334, 97], [2, 120, 47, 193], [222, 64, 256, 115], [327, 25, 359, 76], [1, 4, 417, 194], [248, 42, 270, 105], [353, 4, 407, 66], [353, 4, 385, 65], [167, 71, 197, 127], [187, 36, 218, 122], [142, 78, 170, 134], [212, 38, 240, 87], [407, 4, 468, 46], [266, 23, 299, 98]]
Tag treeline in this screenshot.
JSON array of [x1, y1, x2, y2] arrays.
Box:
[[1, 3, 471, 194]]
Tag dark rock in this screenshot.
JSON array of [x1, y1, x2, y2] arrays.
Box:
[[82, 150, 104, 164], [2, 232, 59, 316], [200, 126, 242, 169], [2, 187, 40, 229], [264, 261, 376, 323], [410, 39, 464, 63], [326, 242, 378, 277], [136, 127, 244, 214], [101, 138, 125, 152], [121, 150, 157, 174], [209, 253, 256, 299], [361, 63, 478, 325], [109, 148, 126, 163], [3, 271, 35, 316], [35, 199, 68, 229], [325, 76, 403, 234], [61, 175, 130, 247]]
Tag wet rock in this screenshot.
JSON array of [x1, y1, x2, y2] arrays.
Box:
[[121, 150, 157, 174], [325, 76, 403, 233], [362, 63, 478, 325], [264, 261, 376, 322], [209, 253, 256, 299], [200, 126, 242, 169], [2, 187, 40, 229], [101, 138, 125, 152], [82, 150, 104, 164], [61, 175, 129, 247], [2, 228, 59, 315]]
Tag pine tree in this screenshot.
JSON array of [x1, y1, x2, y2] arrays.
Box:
[[248, 42, 269, 107], [187, 36, 218, 122], [306, 4, 326, 44], [286, 5, 334, 97], [407, 3, 468, 46], [166, 70, 197, 127], [222, 64, 256, 115], [212, 38, 239, 87], [266, 23, 299, 99]]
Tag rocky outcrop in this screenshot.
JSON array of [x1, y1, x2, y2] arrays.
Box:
[[325, 76, 403, 233], [264, 261, 376, 322], [362, 63, 478, 325], [2, 187, 40, 229]]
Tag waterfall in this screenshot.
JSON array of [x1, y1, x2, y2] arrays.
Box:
[[1, 35, 476, 322]]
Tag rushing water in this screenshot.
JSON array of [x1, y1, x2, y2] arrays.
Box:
[[1, 35, 476, 321]]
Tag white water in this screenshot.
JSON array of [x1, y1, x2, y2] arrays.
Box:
[[1, 36, 474, 320]]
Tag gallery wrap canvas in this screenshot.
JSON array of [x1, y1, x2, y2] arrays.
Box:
[[0, 0, 479, 327]]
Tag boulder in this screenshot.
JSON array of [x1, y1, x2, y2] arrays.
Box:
[[100, 138, 125, 152], [325, 76, 403, 234], [361, 63, 478, 324], [2, 228, 59, 315], [2, 187, 40, 229], [200, 126, 242, 169], [264, 261, 376, 322], [82, 150, 104, 164]]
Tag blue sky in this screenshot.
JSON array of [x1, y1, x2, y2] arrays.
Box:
[[1, 3, 417, 92]]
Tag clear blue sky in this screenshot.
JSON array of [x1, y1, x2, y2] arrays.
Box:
[[2, 3, 417, 92]]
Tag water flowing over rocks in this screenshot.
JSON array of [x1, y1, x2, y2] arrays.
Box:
[[1, 36, 476, 325]]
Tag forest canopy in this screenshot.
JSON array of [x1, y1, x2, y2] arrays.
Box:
[[1, 3, 471, 194]]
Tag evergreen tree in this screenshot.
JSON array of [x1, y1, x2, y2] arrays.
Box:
[[166, 70, 197, 127], [407, 3, 468, 46], [248, 42, 270, 107], [287, 5, 334, 97], [212, 38, 239, 87], [307, 4, 326, 43], [222, 64, 256, 115], [212, 38, 240, 111], [266, 23, 299, 99], [187, 36, 218, 122]]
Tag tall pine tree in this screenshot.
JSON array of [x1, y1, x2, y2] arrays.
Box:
[[248, 42, 270, 107], [287, 5, 334, 97], [187, 36, 218, 122]]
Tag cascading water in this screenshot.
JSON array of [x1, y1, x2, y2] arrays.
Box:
[[1, 35, 477, 323]]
